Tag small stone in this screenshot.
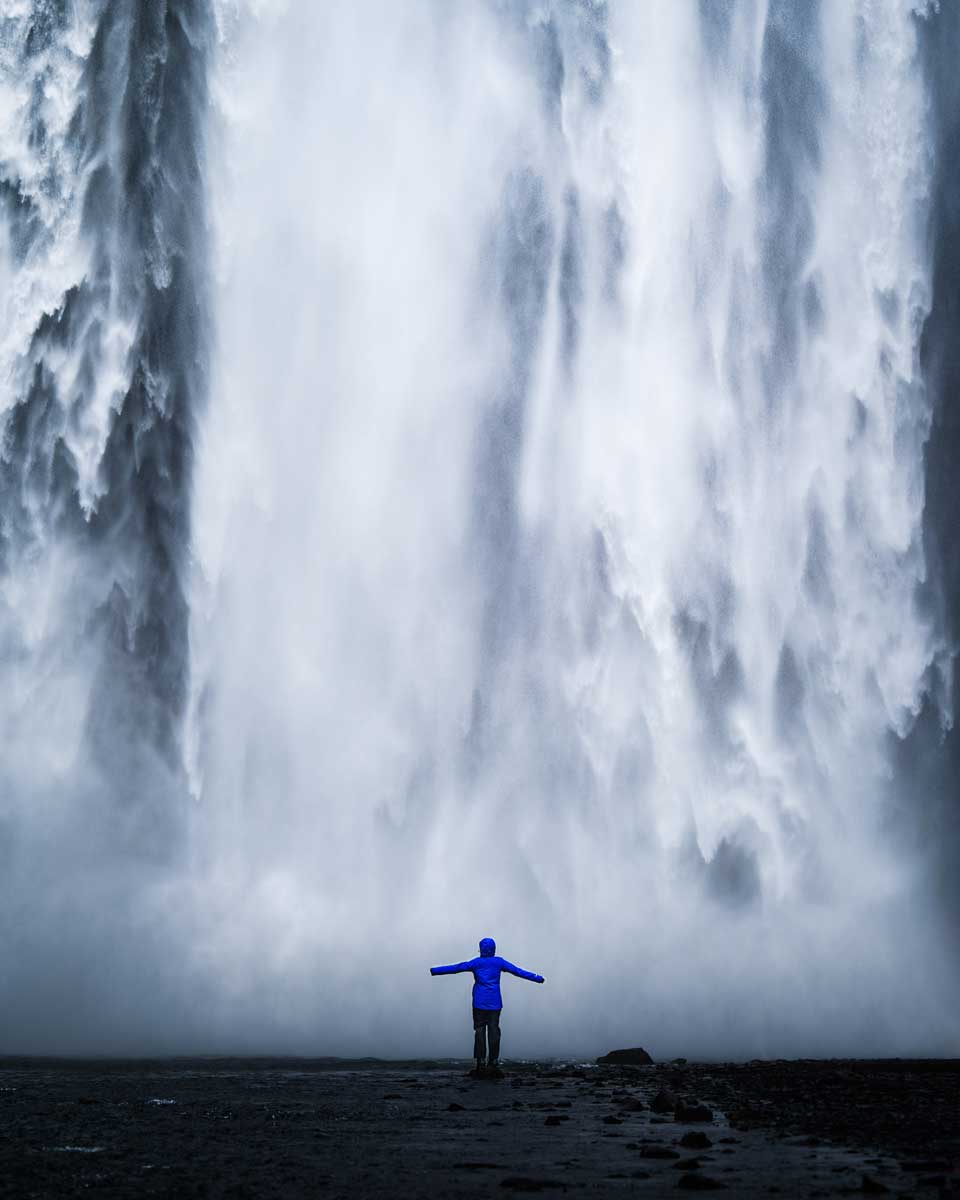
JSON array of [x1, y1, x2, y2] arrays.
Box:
[[596, 1047, 655, 1066], [651, 1088, 678, 1113], [680, 1132, 713, 1149], [676, 1174, 726, 1191], [448, 1102, 465, 1111], [543, 1115, 568, 1126], [602, 1115, 623, 1125], [860, 1176, 888, 1195], [618, 1098, 646, 1112], [640, 1145, 682, 1160], [500, 1177, 566, 1192], [675, 1102, 713, 1123]]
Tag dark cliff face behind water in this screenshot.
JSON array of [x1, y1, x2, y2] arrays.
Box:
[[0, 0, 209, 843], [0, 2, 957, 1056]]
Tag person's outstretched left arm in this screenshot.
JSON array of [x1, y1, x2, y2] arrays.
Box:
[[501, 960, 544, 983], [430, 960, 474, 975]]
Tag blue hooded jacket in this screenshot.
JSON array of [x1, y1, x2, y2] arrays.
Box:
[[430, 938, 544, 1010]]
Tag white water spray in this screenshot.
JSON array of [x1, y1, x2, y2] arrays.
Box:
[[1, 0, 957, 1056]]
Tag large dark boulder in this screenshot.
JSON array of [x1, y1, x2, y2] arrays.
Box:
[[596, 1047, 654, 1065]]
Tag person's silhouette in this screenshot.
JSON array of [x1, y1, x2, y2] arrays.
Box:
[[430, 937, 544, 1072]]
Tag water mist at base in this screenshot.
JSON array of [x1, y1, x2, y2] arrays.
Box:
[[1, 0, 958, 1058]]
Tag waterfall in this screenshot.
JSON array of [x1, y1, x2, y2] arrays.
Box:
[[1, 0, 957, 1056]]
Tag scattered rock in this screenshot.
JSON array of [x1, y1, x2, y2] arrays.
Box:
[[543, 1115, 569, 1126], [676, 1174, 726, 1191], [500, 1177, 566, 1192], [602, 1115, 623, 1125], [618, 1099, 646, 1112], [860, 1176, 888, 1194], [675, 1102, 713, 1122], [447, 1102, 465, 1111], [597, 1047, 654, 1066], [640, 1145, 682, 1160], [651, 1088, 678, 1113], [680, 1131, 713, 1150]]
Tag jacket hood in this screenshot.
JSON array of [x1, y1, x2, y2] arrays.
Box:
[[479, 937, 496, 957]]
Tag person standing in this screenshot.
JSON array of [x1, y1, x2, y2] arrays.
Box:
[[430, 937, 544, 1072]]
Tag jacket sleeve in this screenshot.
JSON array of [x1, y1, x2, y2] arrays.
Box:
[[430, 961, 474, 975], [501, 960, 544, 983]]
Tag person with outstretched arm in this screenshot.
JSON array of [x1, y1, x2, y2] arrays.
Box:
[[430, 937, 544, 1073]]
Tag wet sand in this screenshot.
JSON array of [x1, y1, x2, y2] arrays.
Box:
[[1, 1057, 957, 1198]]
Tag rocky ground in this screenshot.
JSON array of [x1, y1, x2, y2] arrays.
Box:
[[1, 1056, 957, 1198]]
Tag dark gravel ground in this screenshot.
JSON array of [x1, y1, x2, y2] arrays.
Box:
[[1, 1057, 957, 1198]]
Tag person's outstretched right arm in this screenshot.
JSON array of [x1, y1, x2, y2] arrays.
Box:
[[430, 961, 474, 975]]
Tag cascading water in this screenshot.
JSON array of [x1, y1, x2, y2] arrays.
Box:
[[1, 0, 957, 1057]]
